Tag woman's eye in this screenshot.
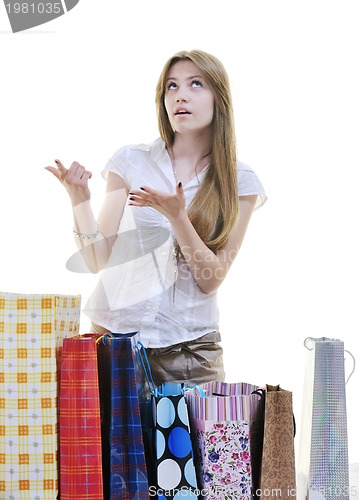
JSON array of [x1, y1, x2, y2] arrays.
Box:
[[191, 80, 202, 88], [167, 82, 177, 90]]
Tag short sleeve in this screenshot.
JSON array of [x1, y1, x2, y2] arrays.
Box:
[[237, 161, 267, 210], [101, 145, 131, 186]]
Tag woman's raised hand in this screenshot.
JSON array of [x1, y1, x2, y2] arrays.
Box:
[[45, 159, 92, 206], [128, 182, 186, 221]]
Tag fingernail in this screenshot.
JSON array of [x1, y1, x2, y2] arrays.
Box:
[[129, 197, 135, 201], [178, 182, 182, 188], [55, 159, 59, 165], [140, 187, 145, 191]]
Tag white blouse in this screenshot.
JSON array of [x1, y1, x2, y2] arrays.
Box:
[[83, 138, 266, 348]]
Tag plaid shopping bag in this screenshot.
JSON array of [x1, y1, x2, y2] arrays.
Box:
[[59, 334, 104, 500], [186, 381, 264, 500], [0, 292, 81, 499], [97, 332, 149, 500]]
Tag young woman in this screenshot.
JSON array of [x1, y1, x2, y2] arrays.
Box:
[[46, 49, 266, 386]]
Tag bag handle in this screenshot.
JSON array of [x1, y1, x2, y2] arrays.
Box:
[[304, 337, 356, 385], [344, 349, 356, 384], [251, 388, 265, 399], [184, 384, 206, 398], [94, 332, 115, 344], [95, 333, 112, 344], [135, 341, 159, 397]]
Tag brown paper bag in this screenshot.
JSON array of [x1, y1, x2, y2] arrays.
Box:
[[256, 384, 296, 500]]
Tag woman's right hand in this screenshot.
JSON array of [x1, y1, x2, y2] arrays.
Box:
[[45, 159, 92, 206]]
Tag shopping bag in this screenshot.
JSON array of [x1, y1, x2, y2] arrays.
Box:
[[185, 381, 264, 500], [59, 333, 104, 500], [0, 292, 81, 499], [297, 337, 355, 500], [136, 342, 200, 500], [256, 384, 296, 500], [97, 332, 149, 500]]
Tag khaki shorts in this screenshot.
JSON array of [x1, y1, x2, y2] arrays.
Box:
[[90, 324, 225, 387]]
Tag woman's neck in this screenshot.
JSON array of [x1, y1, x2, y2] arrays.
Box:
[[170, 132, 212, 165], [168, 132, 212, 186]]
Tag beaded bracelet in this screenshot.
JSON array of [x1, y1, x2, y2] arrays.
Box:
[[73, 223, 100, 240]]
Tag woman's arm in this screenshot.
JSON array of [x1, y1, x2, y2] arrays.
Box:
[[46, 160, 128, 273], [128, 183, 257, 293], [72, 173, 128, 273], [171, 195, 257, 293]]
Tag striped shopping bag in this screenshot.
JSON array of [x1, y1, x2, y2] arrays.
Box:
[[59, 334, 104, 500], [186, 382, 264, 500], [0, 292, 81, 499], [97, 332, 149, 500]]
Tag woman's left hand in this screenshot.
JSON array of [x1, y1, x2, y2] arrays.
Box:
[[128, 182, 186, 221]]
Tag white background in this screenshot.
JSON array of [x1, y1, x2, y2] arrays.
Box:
[[1, 0, 358, 472]]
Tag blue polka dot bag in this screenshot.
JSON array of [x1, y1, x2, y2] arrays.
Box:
[[136, 342, 200, 500]]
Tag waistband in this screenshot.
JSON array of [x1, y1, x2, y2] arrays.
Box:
[[146, 331, 221, 356]]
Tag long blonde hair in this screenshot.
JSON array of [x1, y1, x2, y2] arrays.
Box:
[[156, 49, 239, 254]]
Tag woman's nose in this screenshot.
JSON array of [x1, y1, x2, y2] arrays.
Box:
[[176, 95, 188, 103]]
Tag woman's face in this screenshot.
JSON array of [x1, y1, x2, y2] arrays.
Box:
[[164, 60, 215, 137]]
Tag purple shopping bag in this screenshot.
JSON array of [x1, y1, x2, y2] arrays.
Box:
[[186, 381, 264, 500]]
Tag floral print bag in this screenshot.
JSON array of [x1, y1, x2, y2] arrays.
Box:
[[186, 382, 264, 500]]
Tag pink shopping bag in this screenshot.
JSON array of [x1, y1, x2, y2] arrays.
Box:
[[186, 381, 264, 500]]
